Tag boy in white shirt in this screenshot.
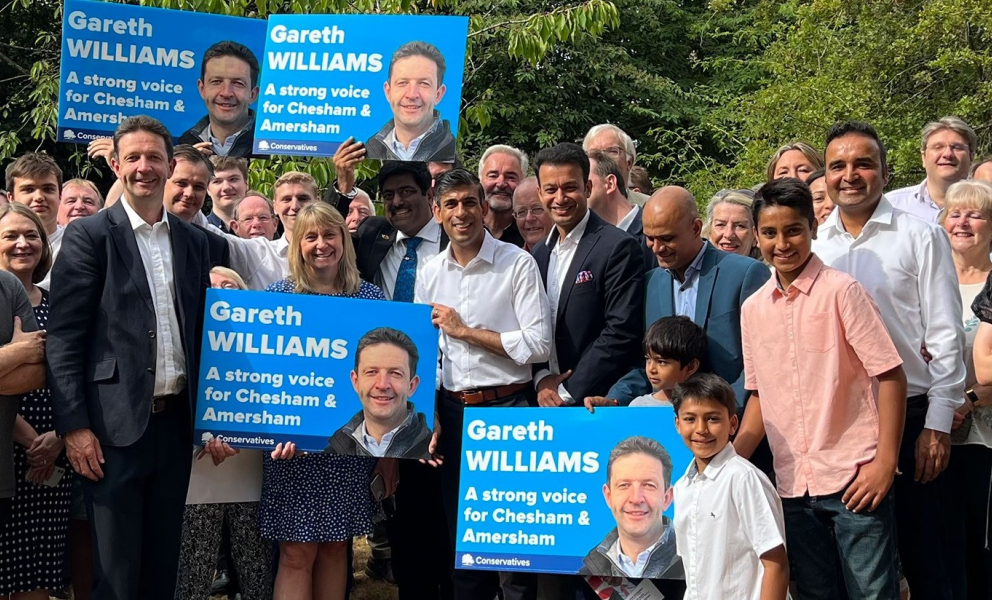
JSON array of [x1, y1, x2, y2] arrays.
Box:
[[672, 374, 790, 599]]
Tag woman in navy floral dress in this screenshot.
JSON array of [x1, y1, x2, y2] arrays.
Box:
[[259, 202, 388, 600]]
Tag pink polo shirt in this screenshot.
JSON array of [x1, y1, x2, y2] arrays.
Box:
[[741, 254, 903, 498]]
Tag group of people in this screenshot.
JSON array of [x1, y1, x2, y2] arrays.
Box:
[[0, 108, 990, 600]]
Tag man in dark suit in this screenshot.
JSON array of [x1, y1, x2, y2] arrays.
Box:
[[587, 150, 654, 271], [604, 187, 770, 407], [329, 142, 453, 599], [47, 116, 223, 600], [531, 143, 645, 409]]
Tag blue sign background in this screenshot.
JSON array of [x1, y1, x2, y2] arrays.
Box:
[[58, 0, 266, 143], [455, 407, 693, 575], [251, 13, 468, 157], [193, 289, 438, 453]]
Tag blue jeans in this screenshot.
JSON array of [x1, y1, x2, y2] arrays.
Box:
[[782, 490, 899, 600]]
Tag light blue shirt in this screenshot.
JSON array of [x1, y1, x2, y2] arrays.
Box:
[[609, 533, 666, 578], [353, 421, 400, 457], [886, 179, 940, 223], [671, 241, 708, 320], [387, 118, 440, 161], [201, 120, 252, 157]]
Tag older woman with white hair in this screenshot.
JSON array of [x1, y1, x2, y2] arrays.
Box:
[[702, 189, 759, 258], [945, 179, 992, 597]]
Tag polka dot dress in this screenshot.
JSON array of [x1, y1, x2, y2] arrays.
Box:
[[257, 279, 383, 542], [0, 290, 71, 595]]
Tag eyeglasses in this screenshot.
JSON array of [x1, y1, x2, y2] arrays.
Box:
[[513, 207, 547, 219], [926, 143, 969, 154], [212, 282, 240, 290], [598, 146, 627, 159], [240, 214, 273, 224]]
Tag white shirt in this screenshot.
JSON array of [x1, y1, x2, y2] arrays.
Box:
[[812, 196, 966, 432], [193, 212, 291, 290], [674, 444, 788, 600], [120, 198, 186, 396], [375, 219, 443, 300], [354, 421, 400, 458], [886, 179, 941, 222], [38, 225, 64, 291], [616, 204, 640, 233], [415, 232, 551, 392], [533, 210, 591, 404]]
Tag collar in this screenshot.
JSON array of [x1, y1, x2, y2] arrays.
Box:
[[607, 520, 673, 570], [387, 117, 440, 152], [547, 209, 591, 248], [274, 234, 290, 255], [202, 115, 254, 147], [120, 196, 169, 231], [670, 240, 708, 285], [616, 204, 639, 232], [820, 195, 895, 238], [682, 442, 737, 482], [355, 419, 402, 447], [443, 230, 497, 268], [396, 218, 441, 245], [768, 253, 823, 298], [917, 179, 934, 205]]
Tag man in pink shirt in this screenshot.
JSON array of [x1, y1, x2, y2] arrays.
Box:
[[734, 178, 907, 600]]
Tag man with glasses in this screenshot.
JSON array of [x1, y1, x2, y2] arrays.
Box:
[[887, 116, 977, 222], [582, 124, 650, 207], [512, 177, 553, 252], [231, 193, 278, 240]]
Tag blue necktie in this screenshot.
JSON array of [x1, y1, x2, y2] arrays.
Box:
[[393, 237, 423, 302]]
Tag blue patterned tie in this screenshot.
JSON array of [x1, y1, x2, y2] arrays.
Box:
[[393, 237, 423, 302]]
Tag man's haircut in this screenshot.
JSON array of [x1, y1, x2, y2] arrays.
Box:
[[606, 436, 673, 489], [804, 169, 825, 186], [824, 121, 887, 170], [628, 165, 653, 195], [478, 145, 529, 179], [233, 193, 274, 220], [0, 203, 52, 284], [173, 145, 214, 176], [765, 141, 824, 182], [211, 155, 249, 179], [201, 40, 260, 87], [274, 171, 318, 198], [62, 178, 105, 206], [6, 152, 63, 192], [587, 150, 628, 199], [113, 116, 174, 161], [752, 178, 816, 228], [921, 116, 977, 159], [433, 168, 484, 205], [377, 161, 432, 195], [534, 142, 590, 184], [582, 124, 636, 163], [355, 327, 420, 375], [388, 41, 445, 85], [671, 373, 737, 418], [643, 316, 707, 370]]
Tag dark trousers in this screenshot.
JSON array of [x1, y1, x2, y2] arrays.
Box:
[[944, 442, 992, 600], [385, 459, 454, 600], [82, 399, 192, 600], [438, 388, 538, 600], [895, 394, 963, 600]]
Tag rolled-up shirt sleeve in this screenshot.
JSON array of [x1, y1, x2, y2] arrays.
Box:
[[501, 255, 552, 365]]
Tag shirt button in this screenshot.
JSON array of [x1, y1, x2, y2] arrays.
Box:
[[146, 368, 154, 374], [148, 330, 156, 338]]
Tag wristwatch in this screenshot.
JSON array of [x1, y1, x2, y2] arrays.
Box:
[[966, 388, 979, 403]]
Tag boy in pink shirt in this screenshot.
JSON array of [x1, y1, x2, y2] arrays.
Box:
[[734, 178, 907, 599]]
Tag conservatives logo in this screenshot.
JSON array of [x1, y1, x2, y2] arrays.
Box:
[[460, 554, 475, 567], [257, 140, 270, 151], [200, 432, 214, 444], [64, 130, 77, 140]]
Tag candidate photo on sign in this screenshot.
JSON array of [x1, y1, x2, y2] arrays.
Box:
[[579, 436, 684, 580], [325, 327, 432, 459], [364, 41, 456, 162], [179, 40, 260, 158]]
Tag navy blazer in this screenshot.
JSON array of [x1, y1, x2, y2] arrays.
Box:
[[532, 211, 645, 403], [47, 201, 211, 446], [623, 206, 656, 272], [608, 243, 770, 405], [352, 215, 450, 285]]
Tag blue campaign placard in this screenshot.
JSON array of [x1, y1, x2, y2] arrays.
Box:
[[252, 14, 468, 158], [58, 0, 266, 144], [193, 289, 438, 458], [455, 407, 693, 576]]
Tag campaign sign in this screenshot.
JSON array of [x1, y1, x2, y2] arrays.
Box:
[[194, 289, 439, 459], [58, 0, 266, 146], [252, 14, 468, 158], [456, 407, 692, 576]]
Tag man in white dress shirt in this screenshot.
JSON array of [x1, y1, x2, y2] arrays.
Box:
[[886, 116, 976, 222], [416, 168, 551, 600], [812, 120, 966, 599]]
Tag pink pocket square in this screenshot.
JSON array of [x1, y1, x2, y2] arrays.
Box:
[[575, 270, 594, 284]]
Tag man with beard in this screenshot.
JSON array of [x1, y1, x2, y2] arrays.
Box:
[[478, 145, 526, 247], [179, 41, 260, 158]]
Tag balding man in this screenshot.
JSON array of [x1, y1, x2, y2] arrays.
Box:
[[603, 186, 769, 407], [582, 124, 650, 207], [973, 158, 992, 184], [512, 177, 553, 252]]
